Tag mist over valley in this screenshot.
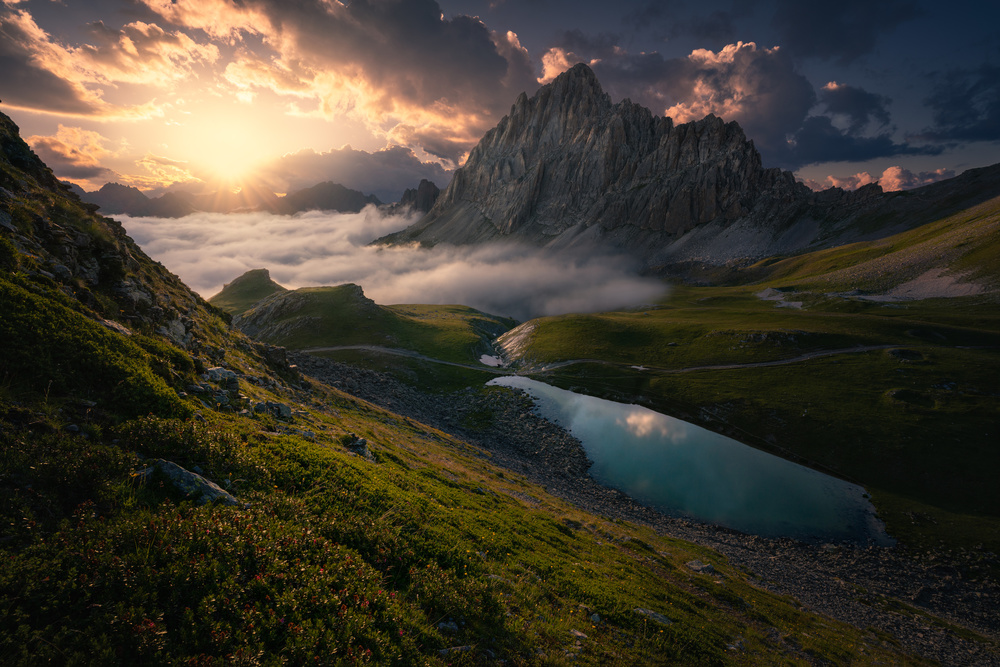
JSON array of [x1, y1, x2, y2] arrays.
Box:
[[124, 208, 668, 321]]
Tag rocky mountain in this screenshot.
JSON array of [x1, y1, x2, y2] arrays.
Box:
[[276, 181, 382, 214], [397, 178, 441, 213], [83, 182, 198, 218], [380, 64, 1000, 271], [78, 180, 383, 217]]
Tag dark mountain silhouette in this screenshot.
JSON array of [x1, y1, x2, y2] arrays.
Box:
[[276, 181, 381, 214]]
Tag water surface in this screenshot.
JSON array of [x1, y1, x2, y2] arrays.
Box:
[[488, 376, 891, 544]]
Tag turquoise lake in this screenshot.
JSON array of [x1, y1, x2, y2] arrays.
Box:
[[488, 376, 892, 544]]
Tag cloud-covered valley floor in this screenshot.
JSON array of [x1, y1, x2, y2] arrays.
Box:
[[123, 208, 667, 321]]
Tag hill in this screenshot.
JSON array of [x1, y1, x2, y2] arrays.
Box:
[[227, 278, 515, 365], [276, 181, 382, 214], [379, 63, 1000, 274], [9, 109, 963, 664], [209, 268, 288, 316]]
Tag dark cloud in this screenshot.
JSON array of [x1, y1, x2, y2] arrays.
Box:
[[0, 10, 101, 115], [256, 145, 452, 202], [623, 1, 737, 45], [916, 65, 1000, 143], [818, 82, 891, 134], [771, 0, 922, 64], [782, 115, 939, 167]]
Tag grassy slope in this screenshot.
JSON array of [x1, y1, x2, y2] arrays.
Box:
[[237, 284, 516, 365], [1, 352, 934, 665], [501, 202, 1000, 554]]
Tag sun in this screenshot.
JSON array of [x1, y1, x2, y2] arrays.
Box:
[[176, 105, 271, 183]]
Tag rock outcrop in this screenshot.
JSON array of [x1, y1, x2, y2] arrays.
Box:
[[398, 179, 441, 213], [380, 63, 1000, 271]]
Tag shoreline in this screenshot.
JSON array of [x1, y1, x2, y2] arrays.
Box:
[[291, 352, 1000, 665]]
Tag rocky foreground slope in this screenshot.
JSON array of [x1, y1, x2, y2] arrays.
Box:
[[381, 63, 1000, 272]]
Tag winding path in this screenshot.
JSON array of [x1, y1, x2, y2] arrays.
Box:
[[299, 343, 901, 376]]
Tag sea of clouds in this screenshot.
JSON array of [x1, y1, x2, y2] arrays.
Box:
[[121, 207, 667, 321]]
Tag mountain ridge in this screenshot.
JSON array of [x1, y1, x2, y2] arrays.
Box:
[[380, 63, 1000, 272]]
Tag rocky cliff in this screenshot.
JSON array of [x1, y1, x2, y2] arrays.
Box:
[[380, 64, 1000, 271]]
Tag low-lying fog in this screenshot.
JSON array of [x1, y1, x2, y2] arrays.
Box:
[[122, 207, 667, 321]]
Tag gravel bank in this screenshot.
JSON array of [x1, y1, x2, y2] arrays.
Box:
[[292, 352, 999, 665]]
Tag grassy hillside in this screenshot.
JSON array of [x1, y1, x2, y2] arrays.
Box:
[[209, 268, 288, 316], [234, 282, 516, 365], [497, 202, 1000, 555]]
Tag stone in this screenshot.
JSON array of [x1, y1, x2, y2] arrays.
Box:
[[686, 559, 716, 574], [633, 608, 673, 626], [138, 459, 241, 506], [205, 367, 238, 383], [51, 264, 72, 281], [437, 620, 459, 633]]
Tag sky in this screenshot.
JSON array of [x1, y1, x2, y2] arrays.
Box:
[[2, 0, 999, 200]]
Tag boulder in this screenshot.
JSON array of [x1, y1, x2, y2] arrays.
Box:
[[138, 459, 241, 506]]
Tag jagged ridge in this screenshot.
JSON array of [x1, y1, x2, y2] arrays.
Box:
[[381, 63, 1000, 272]]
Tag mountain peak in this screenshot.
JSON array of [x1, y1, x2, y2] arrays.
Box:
[[381, 65, 800, 256]]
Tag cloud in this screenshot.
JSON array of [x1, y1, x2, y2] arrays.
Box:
[[624, 1, 737, 45], [878, 166, 955, 191], [256, 145, 452, 202], [819, 81, 891, 134], [917, 65, 1000, 143], [803, 165, 955, 192], [73, 20, 219, 86], [0, 9, 104, 115], [131, 153, 200, 189], [0, 8, 200, 118], [771, 0, 921, 64], [120, 209, 667, 321], [24, 125, 117, 181], [784, 115, 938, 167], [140, 0, 539, 163]]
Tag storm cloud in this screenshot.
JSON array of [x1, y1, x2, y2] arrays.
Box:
[[121, 210, 667, 321]]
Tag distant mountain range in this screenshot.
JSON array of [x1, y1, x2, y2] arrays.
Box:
[[380, 63, 1000, 274], [70, 178, 441, 218]]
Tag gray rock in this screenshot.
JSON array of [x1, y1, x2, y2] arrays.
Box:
[[51, 264, 72, 281], [100, 319, 133, 337], [437, 620, 459, 633], [686, 559, 716, 574], [633, 608, 673, 626], [205, 367, 238, 383], [138, 459, 241, 506]]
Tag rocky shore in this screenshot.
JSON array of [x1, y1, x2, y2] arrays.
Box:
[[291, 352, 999, 665]]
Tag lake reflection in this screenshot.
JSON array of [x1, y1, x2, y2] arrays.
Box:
[[488, 376, 892, 544]]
